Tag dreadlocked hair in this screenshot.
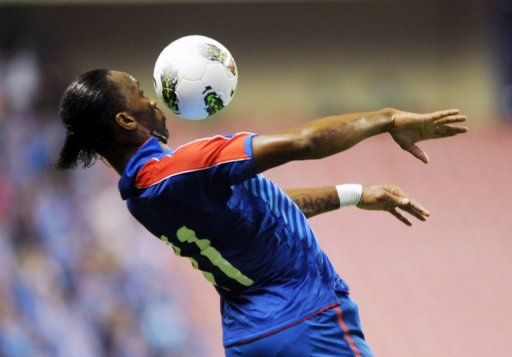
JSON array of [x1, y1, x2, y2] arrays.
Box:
[[56, 69, 126, 170]]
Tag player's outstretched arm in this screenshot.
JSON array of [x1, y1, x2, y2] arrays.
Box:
[[252, 108, 467, 172], [286, 184, 430, 225]]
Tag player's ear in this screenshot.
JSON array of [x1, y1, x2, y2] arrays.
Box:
[[115, 112, 138, 131]]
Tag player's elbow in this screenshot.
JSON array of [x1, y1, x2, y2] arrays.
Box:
[[276, 130, 318, 160], [381, 107, 398, 122], [293, 130, 316, 158], [296, 128, 327, 160], [271, 132, 316, 160]]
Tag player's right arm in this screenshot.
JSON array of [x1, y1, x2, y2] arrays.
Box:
[[252, 108, 467, 172]]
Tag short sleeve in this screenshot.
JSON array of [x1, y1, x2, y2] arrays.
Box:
[[135, 132, 257, 209]]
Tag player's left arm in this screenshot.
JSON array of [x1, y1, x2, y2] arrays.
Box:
[[285, 186, 340, 218], [286, 184, 430, 225]]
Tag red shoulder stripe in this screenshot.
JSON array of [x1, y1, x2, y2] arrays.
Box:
[[135, 133, 251, 188]]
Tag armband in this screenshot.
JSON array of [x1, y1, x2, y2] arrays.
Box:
[[335, 184, 363, 208]]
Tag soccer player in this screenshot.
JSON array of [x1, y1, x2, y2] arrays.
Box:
[[56, 69, 467, 356]]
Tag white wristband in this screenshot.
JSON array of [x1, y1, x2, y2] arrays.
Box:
[[335, 184, 363, 208]]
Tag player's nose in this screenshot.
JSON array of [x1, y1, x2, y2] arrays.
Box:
[[149, 99, 158, 108]]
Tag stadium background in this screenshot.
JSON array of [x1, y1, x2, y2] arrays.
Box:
[[0, 1, 511, 356]]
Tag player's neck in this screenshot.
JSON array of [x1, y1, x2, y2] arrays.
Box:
[[100, 145, 142, 176], [100, 136, 170, 176]]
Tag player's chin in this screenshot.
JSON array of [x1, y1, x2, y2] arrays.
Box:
[[162, 126, 170, 141], [159, 115, 169, 137]]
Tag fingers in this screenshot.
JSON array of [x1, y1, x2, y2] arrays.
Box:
[[423, 109, 459, 120], [405, 144, 430, 164], [389, 187, 430, 216], [435, 123, 469, 137], [386, 191, 430, 225], [408, 199, 430, 217], [434, 114, 468, 137], [398, 197, 430, 220], [401, 205, 428, 222], [435, 114, 467, 125], [390, 208, 412, 226]]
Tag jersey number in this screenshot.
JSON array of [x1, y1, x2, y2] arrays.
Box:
[[161, 226, 254, 289]]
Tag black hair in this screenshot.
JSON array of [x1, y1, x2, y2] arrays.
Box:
[[56, 69, 126, 170]]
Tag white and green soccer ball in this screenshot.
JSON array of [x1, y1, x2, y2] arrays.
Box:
[[153, 35, 238, 120]]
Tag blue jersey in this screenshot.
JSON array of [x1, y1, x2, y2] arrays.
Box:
[[118, 133, 349, 346]]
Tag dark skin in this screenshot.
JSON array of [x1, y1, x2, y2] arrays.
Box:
[[100, 71, 169, 175], [102, 71, 468, 225], [286, 185, 430, 226]]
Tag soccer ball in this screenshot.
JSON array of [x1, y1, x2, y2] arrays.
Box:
[[153, 35, 238, 120]]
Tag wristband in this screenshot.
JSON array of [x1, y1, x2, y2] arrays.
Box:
[[335, 184, 363, 208]]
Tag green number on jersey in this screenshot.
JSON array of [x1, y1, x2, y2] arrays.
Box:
[[161, 226, 254, 288]]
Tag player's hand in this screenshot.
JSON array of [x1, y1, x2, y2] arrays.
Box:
[[388, 108, 468, 164], [357, 184, 430, 226]]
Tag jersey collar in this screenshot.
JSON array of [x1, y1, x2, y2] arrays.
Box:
[[118, 137, 170, 200]]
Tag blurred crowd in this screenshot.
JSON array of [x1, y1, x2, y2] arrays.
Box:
[[0, 46, 199, 356]]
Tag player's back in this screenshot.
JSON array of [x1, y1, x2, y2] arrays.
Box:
[[118, 133, 349, 346]]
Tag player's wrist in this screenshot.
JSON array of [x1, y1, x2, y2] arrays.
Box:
[[335, 184, 363, 208], [380, 107, 398, 132]]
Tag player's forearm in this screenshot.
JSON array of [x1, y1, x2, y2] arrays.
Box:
[[285, 186, 340, 218], [287, 183, 430, 226], [290, 108, 394, 160], [252, 109, 394, 173]]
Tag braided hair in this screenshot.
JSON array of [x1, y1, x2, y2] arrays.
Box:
[[56, 69, 126, 169]]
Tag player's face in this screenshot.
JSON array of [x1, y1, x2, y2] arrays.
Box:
[[110, 71, 169, 143]]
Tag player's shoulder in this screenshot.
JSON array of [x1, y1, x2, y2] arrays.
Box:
[[135, 132, 253, 189], [174, 132, 253, 152]]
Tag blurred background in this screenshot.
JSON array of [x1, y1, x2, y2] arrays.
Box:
[[0, 0, 511, 356]]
